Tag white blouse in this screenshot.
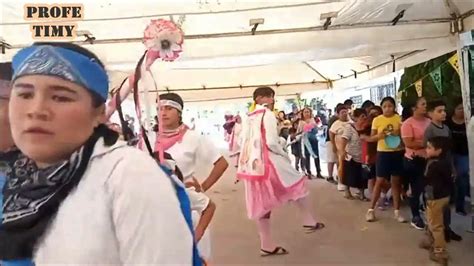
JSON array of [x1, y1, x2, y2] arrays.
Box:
[[34, 139, 193, 265]]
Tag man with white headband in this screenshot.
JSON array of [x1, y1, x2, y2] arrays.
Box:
[[156, 92, 228, 262], [156, 92, 228, 191]]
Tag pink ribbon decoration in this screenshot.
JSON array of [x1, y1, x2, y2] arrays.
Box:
[[106, 19, 184, 163]]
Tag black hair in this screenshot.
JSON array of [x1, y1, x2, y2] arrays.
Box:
[[159, 93, 184, 110], [253, 86, 275, 100], [334, 103, 343, 112], [0, 62, 13, 80], [427, 136, 450, 157], [370, 105, 383, 115], [344, 99, 353, 106], [380, 96, 396, 107], [401, 105, 413, 121], [415, 96, 425, 105], [352, 108, 367, 118], [401, 97, 426, 121], [427, 99, 446, 112], [361, 100, 375, 110], [289, 127, 297, 134], [453, 97, 463, 109], [336, 104, 348, 114], [32, 42, 106, 108]]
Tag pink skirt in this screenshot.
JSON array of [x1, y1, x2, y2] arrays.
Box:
[[243, 162, 308, 219]]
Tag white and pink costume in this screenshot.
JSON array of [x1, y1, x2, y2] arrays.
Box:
[[237, 104, 308, 219]]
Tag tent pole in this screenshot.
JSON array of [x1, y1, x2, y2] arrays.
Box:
[[140, 80, 328, 93], [0, 1, 343, 26], [7, 19, 455, 49], [303, 62, 330, 82], [457, 30, 474, 233], [185, 92, 298, 103]]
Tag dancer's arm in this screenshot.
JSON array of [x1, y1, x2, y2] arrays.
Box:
[[194, 134, 229, 192], [201, 157, 228, 192], [195, 200, 216, 242], [187, 188, 216, 242]]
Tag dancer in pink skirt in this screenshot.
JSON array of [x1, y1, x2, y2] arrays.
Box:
[[237, 86, 325, 256]]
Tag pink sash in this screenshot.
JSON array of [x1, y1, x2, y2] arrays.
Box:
[[155, 124, 189, 152]]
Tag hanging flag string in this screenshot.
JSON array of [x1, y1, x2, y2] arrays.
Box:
[[399, 53, 459, 94]]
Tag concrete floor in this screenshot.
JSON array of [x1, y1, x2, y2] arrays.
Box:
[[200, 148, 474, 266]]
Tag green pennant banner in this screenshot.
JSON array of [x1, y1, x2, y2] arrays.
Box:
[[430, 67, 442, 95]]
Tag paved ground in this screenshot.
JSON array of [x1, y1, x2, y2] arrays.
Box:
[[198, 142, 474, 266]]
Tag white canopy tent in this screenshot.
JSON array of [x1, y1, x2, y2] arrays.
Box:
[[1, 0, 473, 103]]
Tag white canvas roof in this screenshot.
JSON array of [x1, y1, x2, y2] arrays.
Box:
[[1, 0, 473, 102]]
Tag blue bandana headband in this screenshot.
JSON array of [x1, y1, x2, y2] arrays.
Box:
[[12, 45, 109, 102]]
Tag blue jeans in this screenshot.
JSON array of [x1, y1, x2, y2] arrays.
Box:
[[453, 154, 470, 212], [304, 138, 321, 175]]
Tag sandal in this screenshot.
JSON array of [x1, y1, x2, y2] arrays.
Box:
[[359, 196, 370, 202], [260, 246, 289, 257], [303, 222, 326, 233], [344, 193, 355, 200]]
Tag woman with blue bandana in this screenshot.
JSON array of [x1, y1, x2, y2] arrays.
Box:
[[0, 43, 193, 265]]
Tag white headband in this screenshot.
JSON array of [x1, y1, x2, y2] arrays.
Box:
[[160, 99, 183, 112]]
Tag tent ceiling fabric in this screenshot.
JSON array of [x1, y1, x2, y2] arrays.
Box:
[[1, 0, 473, 102]]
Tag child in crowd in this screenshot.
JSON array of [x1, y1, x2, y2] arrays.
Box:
[[289, 127, 304, 172], [424, 100, 462, 242], [366, 97, 405, 223], [420, 137, 453, 265]]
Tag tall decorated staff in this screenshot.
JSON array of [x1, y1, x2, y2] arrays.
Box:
[[105, 18, 184, 162], [105, 20, 202, 266]]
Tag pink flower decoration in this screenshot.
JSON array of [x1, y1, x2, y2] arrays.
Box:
[[143, 19, 184, 69]]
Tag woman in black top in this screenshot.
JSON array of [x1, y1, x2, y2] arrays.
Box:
[[446, 100, 470, 215]]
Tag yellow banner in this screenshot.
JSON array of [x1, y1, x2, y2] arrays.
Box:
[[415, 79, 423, 97], [448, 53, 460, 75]]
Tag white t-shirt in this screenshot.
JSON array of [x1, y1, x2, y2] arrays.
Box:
[[329, 120, 349, 136], [329, 120, 350, 150], [166, 130, 222, 181], [34, 140, 192, 265]]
